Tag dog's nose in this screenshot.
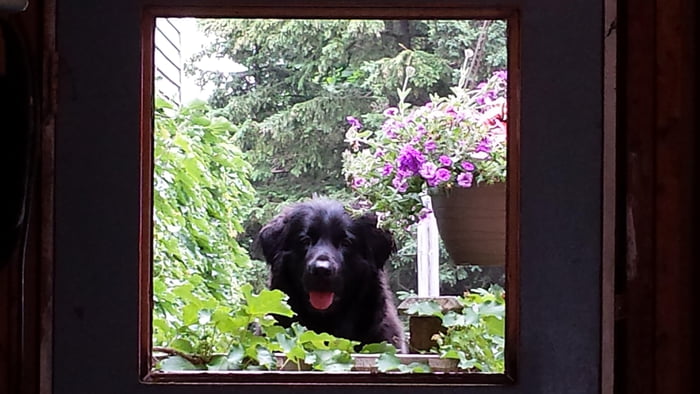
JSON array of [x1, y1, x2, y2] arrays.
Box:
[[309, 258, 333, 277]]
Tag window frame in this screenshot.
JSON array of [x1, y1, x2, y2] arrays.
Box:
[[52, 0, 606, 393], [140, 5, 520, 385]]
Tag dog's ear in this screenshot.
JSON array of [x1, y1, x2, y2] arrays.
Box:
[[354, 213, 396, 268], [255, 212, 289, 264]]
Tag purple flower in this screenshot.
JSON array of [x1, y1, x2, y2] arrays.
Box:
[[392, 176, 408, 193], [457, 172, 473, 188], [384, 107, 399, 116], [494, 70, 508, 81], [346, 116, 362, 129], [424, 140, 437, 152], [439, 155, 453, 166], [445, 106, 459, 118], [419, 162, 438, 180], [382, 119, 400, 139], [416, 123, 427, 137], [380, 162, 394, 177], [397, 145, 426, 175], [434, 168, 451, 185], [461, 161, 475, 171], [352, 177, 367, 189], [475, 137, 492, 153], [374, 148, 385, 158]]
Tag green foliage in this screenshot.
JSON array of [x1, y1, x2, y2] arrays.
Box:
[[155, 284, 416, 372], [188, 20, 508, 275], [408, 286, 506, 372], [152, 96, 257, 353], [151, 20, 509, 373]]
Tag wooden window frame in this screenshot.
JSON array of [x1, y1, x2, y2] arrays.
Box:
[[51, 0, 608, 392], [139, 4, 520, 386]]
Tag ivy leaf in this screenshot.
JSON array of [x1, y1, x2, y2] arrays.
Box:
[[254, 345, 275, 369], [406, 300, 443, 317], [359, 342, 397, 354], [182, 304, 200, 325], [226, 344, 245, 368], [170, 338, 194, 354], [478, 301, 505, 318], [483, 315, 505, 337], [242, 285, 295, 318], [159, 356, 205, 371], [441, 311, 468, 327], [376, 352, 402, 372], [298, 330, 335, 349], [310, 349, 354, 372]]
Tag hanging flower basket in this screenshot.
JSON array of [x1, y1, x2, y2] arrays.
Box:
[[430, 182, 506, 266]]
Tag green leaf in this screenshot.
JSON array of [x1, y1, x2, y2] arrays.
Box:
[[405, 362, 432, 373], [244, 288, 295, 318], [483, 315, 505, 337], [159, 356, 205, 371], [207, 355, 232, 370], [226, 344, 246, 369], [359, 342, 397, 354], [376, 352, 402, 372], [254, 345, 275, 369], [310, 349, 354, 372], [170, 338, 194, 353], [406, 300, 443, 317]]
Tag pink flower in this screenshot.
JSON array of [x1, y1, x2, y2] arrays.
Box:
[[461, 161, 475, 171], [439, 155, 452, 166], [352, 177, 367, 189], [419, 162, 438, 180], [384, 107, 399, 116], [434, 168, 451, 185], [457, 172, 473, 188], [380, 162, 394, 177]]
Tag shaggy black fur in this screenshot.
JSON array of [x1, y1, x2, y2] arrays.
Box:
[[257, 199, 406, 352]]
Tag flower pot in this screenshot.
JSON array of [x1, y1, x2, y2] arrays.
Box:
[[397, 296, 463, 352], [430, 182, 506, 266]]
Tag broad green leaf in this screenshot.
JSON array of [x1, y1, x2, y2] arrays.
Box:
[[244, 288, 295, 318], [182, 304, 200, 325], [159, 356, 205, 371], [359, 342, 397, 354], [405, 300, 443, 317], [376, 352, 402, 372], [483, 315, 505, 337], [170, 338, 194, 353]]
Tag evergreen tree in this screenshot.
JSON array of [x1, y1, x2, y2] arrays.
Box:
[[188, 18, 507, 292]]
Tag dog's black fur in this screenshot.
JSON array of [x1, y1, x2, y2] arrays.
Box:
[[257, 199, 406, 352]]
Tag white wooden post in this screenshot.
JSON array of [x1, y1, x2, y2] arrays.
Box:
[[416, 195, 440, 297]]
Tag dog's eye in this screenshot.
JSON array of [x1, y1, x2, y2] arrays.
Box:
[[299, 235, 312, 246]]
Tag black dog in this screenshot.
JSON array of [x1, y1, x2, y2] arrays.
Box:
[[257, 199, 406, 352]]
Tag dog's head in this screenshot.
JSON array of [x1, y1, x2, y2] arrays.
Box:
[[257, 199, 395, 312]]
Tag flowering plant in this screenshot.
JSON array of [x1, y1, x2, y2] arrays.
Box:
[[342, 69, 507, 227]]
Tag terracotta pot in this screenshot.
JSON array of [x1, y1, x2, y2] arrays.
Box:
[[430, 182, 506, 266]]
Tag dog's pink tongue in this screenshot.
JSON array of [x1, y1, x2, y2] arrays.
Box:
[[309, 291, 334, 310]]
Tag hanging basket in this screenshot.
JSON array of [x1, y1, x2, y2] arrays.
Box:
[[429, 182, 506, 266]]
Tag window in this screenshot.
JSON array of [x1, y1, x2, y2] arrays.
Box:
[[146, 14, 512, 381], [53, 0, 605, 393]]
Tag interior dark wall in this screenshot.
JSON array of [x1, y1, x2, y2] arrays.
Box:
[[0, 0, 698, 393], [52, 1, 603, 393]]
